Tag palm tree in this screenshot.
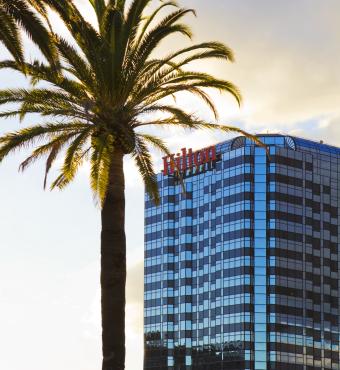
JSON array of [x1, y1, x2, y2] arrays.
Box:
[[0, 1, 259, 368]]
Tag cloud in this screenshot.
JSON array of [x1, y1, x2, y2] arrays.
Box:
[[150, 0, 340, 140], [320, 117, 340, 146], [288, 115, 340, 147], [208, 0, 340, 130]]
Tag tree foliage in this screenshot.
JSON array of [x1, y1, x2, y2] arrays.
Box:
[[0, 0, 259, 204]]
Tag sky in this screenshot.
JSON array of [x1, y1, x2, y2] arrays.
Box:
[[0, 1, 340, 369]]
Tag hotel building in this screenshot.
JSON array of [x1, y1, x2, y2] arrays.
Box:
[[144, 134, 340, 370]]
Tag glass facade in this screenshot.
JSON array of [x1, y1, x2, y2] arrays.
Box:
[[144, 134, 340, 370]]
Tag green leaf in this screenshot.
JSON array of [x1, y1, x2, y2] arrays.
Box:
[[2, 0, 59, 68], [0, 4, 25, 64]]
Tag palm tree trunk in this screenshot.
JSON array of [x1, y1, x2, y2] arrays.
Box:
[[101, 150, 126, 370]]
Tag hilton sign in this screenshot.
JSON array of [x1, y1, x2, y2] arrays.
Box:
[[162, 145, 219, 177]]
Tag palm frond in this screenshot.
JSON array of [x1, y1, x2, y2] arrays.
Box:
[[135, 1, 178, 46], [137, 133, 170, 155], [130, 23, 193, 72], [89, 0, 106, 23], [43, 0, 106, 86], [55, 37, 96, 94], [136, 41, 235, 85], [132, 135, 159, 204], [26, 0, 47, 15], [123, 0, 151, 47], [136, 78, 242, 109], [138, 132, 186, 193], [115, 0, 126, 12], [19, 131, 78, 172], [8, 60, 87, 99], [124, 6, 195, 86], [101, 4, 123, 47], [137, 117, 265, 148], [161, 41, 235, 65], [0, 4, 25, 64], [42, 142, 61, 188], [0, 121, 91, 162], [0, 88, 78, 106], [2, 0, 59, 67], [19, 130, 83, 188], [62, 128, 92, 182], [90, 133, 115, 202], [138, 104, 196, 125]]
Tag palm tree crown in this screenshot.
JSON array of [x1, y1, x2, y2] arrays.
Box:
[[0, 0, 252, 203]]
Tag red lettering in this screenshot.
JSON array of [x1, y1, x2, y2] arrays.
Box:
[[181, 148, 187, 171], [193, 151, 198, 167], [193, 150, 206, 170], [162, 156, 169, 175], [162, 145, 217, 176], [206, 146, 216, 161], [175, 153, 181, 173], [188, 148, 193, 168], [201, 149, 207, 164], [169, 154, 175, 174]]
